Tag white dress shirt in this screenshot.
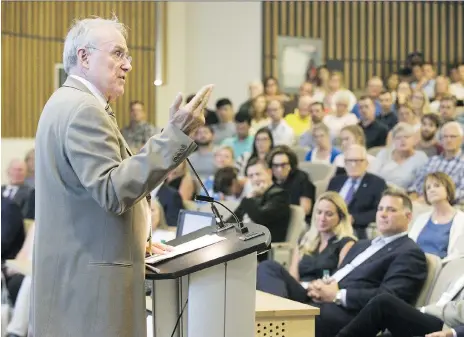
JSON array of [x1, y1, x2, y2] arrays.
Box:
[[69, 75, 107, 109], [268, 120, 295, 146]]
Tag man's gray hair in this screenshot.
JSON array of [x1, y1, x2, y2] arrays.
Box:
[[63, 16, 128, 74]]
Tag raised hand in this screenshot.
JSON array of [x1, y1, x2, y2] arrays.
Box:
[[169, 84, 214, 137]]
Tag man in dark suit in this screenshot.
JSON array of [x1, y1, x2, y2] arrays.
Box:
[[1, 196, 25, 261], [336, 272, 464, 337], [328, 144, 387, 239], [230, 157, 290, 244], [305, 189, 427, 337], [1, 159, 33, 218]]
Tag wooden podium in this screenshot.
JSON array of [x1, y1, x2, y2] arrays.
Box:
[[145, 223, 271, 337]]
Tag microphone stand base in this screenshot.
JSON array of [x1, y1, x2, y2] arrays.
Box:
[[215, 223, 235, 233]]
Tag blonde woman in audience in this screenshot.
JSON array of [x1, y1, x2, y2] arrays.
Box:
[[256, 192, 356, 301], [333, 124, 377, 173], [323, 71, 357, 113], [248, 94, 270, 134], [263, 76, 290, 103], [323, 92, 359, 140], [410, 89, 431, 117], [304, 123, 341, 164], [409, 172, 464, 260], [387, 103, 421, 145], [165, 160, 195, 201], [372, 123, 428, 190], [429, 76, 451, 113]]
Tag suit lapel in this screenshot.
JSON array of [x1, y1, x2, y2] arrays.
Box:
[[361, 236, 408, 266]]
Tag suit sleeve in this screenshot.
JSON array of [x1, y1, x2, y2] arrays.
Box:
[[344, 246, 427, 311], [351, 178, 387, 228], [1, 199, 25, 259], [454, 325, 464, 337], [65, 104, 197, 215]]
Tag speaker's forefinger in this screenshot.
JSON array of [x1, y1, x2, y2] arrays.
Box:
[[186, 84, 214, 111]]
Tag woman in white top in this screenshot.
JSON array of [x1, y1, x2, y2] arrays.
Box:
[[323, 92, 358, 141], [333, 124, 377, 172], [372, 123, 428, 189], [409, 172, 464, 261]]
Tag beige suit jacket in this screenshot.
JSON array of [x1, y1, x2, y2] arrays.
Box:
[[29, 77, 196, 337]]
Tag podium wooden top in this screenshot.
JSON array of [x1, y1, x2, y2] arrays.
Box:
[[145, 222, 271, 280], [255, 291, 320, 317]]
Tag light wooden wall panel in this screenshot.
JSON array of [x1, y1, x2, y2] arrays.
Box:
[[263, 1, 464, 91], [2, 1, 162, 138]]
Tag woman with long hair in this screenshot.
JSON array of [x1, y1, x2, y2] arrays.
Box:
[[236, 127, 275, 176], [256, 192, 356, 302]]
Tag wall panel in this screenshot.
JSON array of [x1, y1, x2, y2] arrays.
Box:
[[2, 1, 160, 137], [263, 1, 464, 91]]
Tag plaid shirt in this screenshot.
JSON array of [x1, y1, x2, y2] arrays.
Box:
[[408, 151, 464, 203], [121, 122, 160, 151]]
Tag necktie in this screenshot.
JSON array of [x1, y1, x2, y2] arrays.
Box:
[[344, 179, 357, 204]]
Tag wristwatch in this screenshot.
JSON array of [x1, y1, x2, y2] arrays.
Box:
[[333, 290, 343, 305]]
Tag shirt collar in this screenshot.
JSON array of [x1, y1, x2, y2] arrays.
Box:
[[373, 231, 408, 245], [69, 75, 108, 109]]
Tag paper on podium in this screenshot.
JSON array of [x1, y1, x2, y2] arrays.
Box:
[[145, 234, 227, 265]]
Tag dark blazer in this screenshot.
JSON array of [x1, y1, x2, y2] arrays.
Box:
[[327, 173, 387, 230], [1, 196, 25, 261], [338, 235, 428, 311], [156, 183, 184, 227], [456, 325, 464, 337], [230, 184, 290, 242], [1, 184, 33, 218]]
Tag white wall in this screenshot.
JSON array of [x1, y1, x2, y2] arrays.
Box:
[[155, 1, 262, 126]]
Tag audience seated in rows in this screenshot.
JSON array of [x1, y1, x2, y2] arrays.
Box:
[[258, 189, 428, 337]]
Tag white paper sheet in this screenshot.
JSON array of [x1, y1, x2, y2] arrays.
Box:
[[145, 234, 227, 265]]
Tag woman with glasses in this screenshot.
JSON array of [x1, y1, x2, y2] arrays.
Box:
[[236, 127, 275, 176], [268, 145, 316, 221]]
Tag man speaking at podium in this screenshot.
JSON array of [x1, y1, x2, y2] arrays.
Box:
[[30, 16, 213, 337]]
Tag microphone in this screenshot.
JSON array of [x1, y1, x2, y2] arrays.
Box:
[[185, 158, 249, 234]]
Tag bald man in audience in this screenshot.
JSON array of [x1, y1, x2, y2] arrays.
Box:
[[284, 95, 313, 137], [328, 145, 387, 239], [1, 159, 33, 217], [408, 121, 464, 204]]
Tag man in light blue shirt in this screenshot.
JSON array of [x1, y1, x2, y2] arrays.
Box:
[[221, 113, 253, 159]]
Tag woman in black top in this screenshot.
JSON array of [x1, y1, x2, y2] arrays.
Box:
[[256, 191, 356, 302]]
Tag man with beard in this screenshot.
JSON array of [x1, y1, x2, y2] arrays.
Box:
[[416, 114, 443, 157], [299, 101, 327, 147], [188, 125, 216, 180]]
